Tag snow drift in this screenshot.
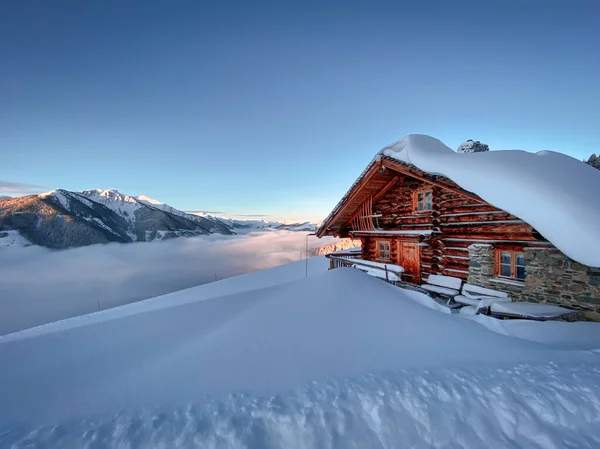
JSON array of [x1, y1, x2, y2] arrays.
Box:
[[1, 268, 600, 448], [377, 134, 600, 267]]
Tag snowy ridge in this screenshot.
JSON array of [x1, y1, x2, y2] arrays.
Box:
[[81, 189, 142, 216], [196, 214, 318, 232], [135, 194, 230, 233], [39, 189, 70, 210], [378, 134, 600, 267], [80, 189, 141, 239]]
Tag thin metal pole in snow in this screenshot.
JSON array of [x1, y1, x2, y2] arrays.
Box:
[[305, 232, 316, 278]]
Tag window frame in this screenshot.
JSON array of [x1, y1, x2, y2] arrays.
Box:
[[495, 249, 526, 281], [412, 188, 433, 213], [377, 240, 391, 261]]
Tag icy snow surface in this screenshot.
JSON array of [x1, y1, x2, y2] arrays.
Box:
[[378, 134, 600, 267], [2, 268, 600, 448]]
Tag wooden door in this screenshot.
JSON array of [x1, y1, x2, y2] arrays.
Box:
[[398, 241, 420, 284]]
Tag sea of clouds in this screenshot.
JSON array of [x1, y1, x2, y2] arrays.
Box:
[[0, 231, 337, 335]]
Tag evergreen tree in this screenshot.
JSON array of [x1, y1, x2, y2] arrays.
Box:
[[586, 154, 600, 170]]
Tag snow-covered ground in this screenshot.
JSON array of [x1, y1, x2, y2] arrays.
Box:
[[0, 229, 32, 248], [2, 265, 600, 448]]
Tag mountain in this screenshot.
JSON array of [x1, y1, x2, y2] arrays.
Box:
[[0, 189, 234, 249], [0, 189, 318, 249]]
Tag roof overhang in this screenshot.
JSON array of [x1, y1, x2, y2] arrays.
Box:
[[316, 156, 481, 238]]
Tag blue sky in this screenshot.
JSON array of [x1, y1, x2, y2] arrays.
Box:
[[1, 0, 599, 221]]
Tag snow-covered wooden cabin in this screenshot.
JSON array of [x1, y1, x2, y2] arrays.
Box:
[[317, 135, 600, 317]]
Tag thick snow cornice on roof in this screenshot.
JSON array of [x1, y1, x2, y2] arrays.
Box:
[[378, 134, 600, 267]]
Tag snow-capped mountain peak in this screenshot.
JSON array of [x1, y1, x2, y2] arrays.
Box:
[[82, 189, 139, 204], [135, 195, 164, 205]]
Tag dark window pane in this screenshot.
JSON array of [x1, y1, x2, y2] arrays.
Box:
[[516, 254, 525, 266], [500, 264, 511, 277], [418, 193, 424, 202], [500, 253, 511, 264], [517, 266, 526, 279]]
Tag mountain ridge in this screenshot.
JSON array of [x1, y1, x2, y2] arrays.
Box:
[[0, 189, 317, 249]]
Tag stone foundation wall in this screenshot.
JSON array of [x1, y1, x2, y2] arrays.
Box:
[[467, 244, 600, 319], [522, 248, 600, 315], [467, 244, 527, 298]]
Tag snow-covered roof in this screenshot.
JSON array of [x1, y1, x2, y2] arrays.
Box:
[[377, 134, 600, 267], [320, 134, 600, 267]]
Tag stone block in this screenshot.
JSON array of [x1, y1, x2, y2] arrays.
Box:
[[575, 295, 600, 305], [568, 283, 587, 294]]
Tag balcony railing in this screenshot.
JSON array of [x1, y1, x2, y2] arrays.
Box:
[[325, 253, 406, 284]]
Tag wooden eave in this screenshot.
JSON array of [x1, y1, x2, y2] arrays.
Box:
[[316, 156, 482, 238]]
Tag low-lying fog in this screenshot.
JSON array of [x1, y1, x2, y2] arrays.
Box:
[[0, 231, 339, 335]]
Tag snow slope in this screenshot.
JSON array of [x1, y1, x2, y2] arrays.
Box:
[[0, 255, 331, 341], [2, 268, 600, 448], [377, 134, 600, 267], [0, 230, 32, 248], [135, 194, 231, 232]]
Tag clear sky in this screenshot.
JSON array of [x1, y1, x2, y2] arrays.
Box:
[[1, 0, 599, 221]]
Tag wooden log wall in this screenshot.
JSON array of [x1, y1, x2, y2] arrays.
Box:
[[371, 179, 436, 232], [366, 176, 550, 283]]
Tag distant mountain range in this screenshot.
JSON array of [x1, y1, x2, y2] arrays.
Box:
[[0, 189, 317, 249]]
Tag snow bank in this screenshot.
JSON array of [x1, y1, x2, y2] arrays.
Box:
[[1, 268, 600, 448], [466, 313, 600, 350], [378, 134, 600, 267], [490, 301, 572, 318], [398, 282, 600, 350]]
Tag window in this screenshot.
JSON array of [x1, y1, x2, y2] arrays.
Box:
[[496, 250, 526, 280], [378, 241, 390, 260], [413, 189, 432, 212]]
